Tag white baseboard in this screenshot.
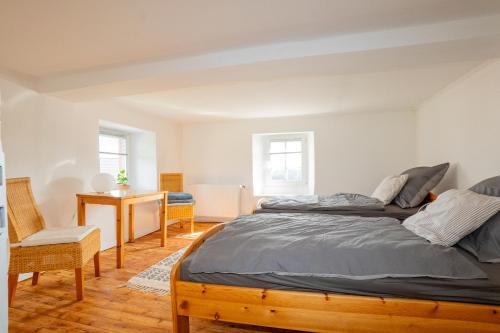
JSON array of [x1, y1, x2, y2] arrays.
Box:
[[194, 216, 235, 223]]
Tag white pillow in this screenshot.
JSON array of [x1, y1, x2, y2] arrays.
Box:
[[371, 174, 409, 205], [403, 189, 500, 246]]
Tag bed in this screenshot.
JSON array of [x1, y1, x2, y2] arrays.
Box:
[[255, 192, 430, 221], [253, 163, 448, 222], [170, 213, 500, 333]]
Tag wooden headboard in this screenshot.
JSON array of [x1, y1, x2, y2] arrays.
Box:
[[427, 192, 438, 202], [159, 173, 183, 192]]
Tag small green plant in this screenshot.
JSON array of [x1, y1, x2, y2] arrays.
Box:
[[117, 169, 128, 185]]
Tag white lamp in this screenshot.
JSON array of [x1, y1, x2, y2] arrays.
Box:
[[91, 173, 115, 193]]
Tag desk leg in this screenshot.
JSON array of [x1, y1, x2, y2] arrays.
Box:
[[161, 194, 167, 247], [128, 204, 135, 243], [77, 198, 86, 226], [116, 201, 125, 268]]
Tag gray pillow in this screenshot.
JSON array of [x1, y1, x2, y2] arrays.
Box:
[[458, 175, 500, 262], [458, 213, 500, 262], [469, 176, 500, 197], [393, 163, 449, 208]]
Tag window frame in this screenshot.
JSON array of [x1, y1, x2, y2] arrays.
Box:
[[98, 129, 130, 181], [252, 131, 314, 196], [263, 134, 309, 187]]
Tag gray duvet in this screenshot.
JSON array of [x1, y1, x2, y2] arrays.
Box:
[[256, 204, 419, 221], [186, 213, 486, 280], [259, 193, 384, 211]]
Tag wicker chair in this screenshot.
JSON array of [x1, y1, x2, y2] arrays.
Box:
[[159, 173, 195, 233], [6, 177, 101, 306]]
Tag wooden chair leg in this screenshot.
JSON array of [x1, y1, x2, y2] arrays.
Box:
[[32, 272, 40, 285], [190, 217, 194, 234], [94, 252, 100, 277], [8, 274, 19, 307], [179, 219, 184, 228], [75, 268, 84, 300]]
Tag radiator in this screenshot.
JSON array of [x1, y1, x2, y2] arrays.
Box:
[[185, 184, 250, 221]]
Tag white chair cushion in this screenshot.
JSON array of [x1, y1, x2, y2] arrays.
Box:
[[11, 226, 98, 248]]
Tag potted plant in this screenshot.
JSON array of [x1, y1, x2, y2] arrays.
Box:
[[117, 169, 130, 190]]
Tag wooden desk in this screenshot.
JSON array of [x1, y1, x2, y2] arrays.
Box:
[[76, 190, 168, 268]]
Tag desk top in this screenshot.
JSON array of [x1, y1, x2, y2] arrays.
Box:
[[77, 190, 167, 200]]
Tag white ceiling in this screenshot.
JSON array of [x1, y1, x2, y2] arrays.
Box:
[[1, 0, 500, 121], [2, 0, 500, 76], [117, 61, 481, 120]]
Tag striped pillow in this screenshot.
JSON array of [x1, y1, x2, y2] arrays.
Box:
[[403, 189, 500, 246]]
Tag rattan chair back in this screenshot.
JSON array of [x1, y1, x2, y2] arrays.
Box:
[[159, 173, 183, 192], [6, 177, 46, 243]]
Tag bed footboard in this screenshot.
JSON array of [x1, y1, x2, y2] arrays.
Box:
[[170, 223, 225, 333], [170, 224, 500, 333]]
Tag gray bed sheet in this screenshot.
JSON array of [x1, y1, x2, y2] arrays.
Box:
[[260, 193, 385, 211], [256, 204, 420, 221], [181, 249, 500, 305], [187, 214, 484, 280], [180, 213, 500, 305]]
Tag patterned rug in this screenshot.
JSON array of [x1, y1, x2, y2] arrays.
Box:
[[126, 246, 188, 296]]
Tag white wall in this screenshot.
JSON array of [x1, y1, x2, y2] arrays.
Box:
[[182, 110, 416, 212], [416, 59, 500, 192], [6, 58, 498, 237], [0, 78, 182, 249]]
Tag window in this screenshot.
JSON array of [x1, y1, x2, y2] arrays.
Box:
[[268, 139, 303, 182], [252, 132, 314, 196], [99, 131, 128, 181]]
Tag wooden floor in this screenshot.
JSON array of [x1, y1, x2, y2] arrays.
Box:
[[8, 222, 297, 333]]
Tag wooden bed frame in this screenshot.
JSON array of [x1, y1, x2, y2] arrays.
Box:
[[170, 224, 500, 333]]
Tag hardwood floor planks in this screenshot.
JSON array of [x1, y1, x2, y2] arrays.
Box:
[[8, 223, 297, 333]]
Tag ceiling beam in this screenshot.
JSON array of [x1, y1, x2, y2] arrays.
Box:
[[35, 14, 500, 99]]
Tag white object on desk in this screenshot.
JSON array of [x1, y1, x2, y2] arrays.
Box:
[[91, 173, 116, 193]]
